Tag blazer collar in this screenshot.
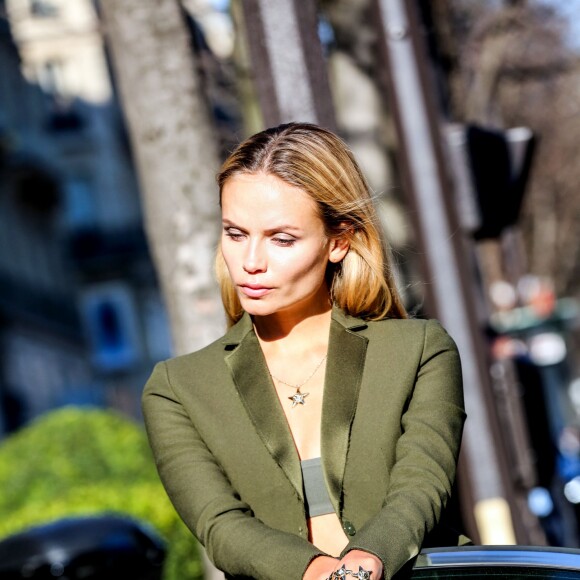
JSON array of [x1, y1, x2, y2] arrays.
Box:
[[223, 307, 369, 511], [221, 311, 255, 347], [321, 307, 368, 513]]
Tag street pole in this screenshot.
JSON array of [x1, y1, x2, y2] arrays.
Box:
[[373, 0, 526, 545], [239, 0, 336, 129]]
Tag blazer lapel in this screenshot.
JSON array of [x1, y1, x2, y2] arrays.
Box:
[[321, 307, 369, 514], [221, 308, 369, 509], [223, 314, 302, 499]]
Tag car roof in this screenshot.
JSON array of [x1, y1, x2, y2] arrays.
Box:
[[415, 546, 580, 571]]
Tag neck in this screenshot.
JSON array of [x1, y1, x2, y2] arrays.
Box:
[[252, 300, 333, 347]]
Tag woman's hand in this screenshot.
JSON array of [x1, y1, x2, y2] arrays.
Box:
[[303, 556, 340, 580], [335, 550, 383, 580]]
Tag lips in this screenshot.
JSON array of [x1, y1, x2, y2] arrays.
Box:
[[239, 284, 272, 298]]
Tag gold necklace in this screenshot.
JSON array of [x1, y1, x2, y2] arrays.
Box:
[[269, 354, 327, 408]]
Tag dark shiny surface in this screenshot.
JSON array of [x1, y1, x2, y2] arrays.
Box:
[[412, 567, 580, 579], [412, 547, 580, 579], [0, 515, 165, 579]]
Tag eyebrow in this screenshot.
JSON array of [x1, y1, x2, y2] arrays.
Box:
[[222, 219, 302, 234]]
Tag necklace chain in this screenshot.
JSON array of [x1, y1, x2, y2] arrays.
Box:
[[269, 354, 327, 390]]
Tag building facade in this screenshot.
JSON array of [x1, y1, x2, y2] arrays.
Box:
[[0, 0, 172, 435]]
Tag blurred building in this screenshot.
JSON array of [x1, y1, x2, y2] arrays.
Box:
[[0, 0, 172, 435]]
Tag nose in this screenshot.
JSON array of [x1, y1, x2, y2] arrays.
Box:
[[243, 239, 267, 274]]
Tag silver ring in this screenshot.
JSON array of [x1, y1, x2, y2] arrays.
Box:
[[326, 564, 373, 580]]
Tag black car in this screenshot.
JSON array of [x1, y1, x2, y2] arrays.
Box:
[[413, 546, 580, 579], [0, 515, 165, 579]]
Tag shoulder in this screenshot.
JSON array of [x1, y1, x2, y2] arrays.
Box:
[[361, 317, 460, 365], [142, 338, 226, 403], [164, 338, 220, 367], [333, 306, 456, 351], [364, 316, 452, 341], [159, 311, 253, 377]]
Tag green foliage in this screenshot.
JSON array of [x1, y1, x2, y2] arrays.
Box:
[[0, 406, 202, 580]]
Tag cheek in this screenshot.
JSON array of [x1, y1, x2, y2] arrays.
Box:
[[279, 248, 328, 281], [220, 241, 238, 273]]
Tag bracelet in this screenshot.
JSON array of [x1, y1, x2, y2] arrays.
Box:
[[326, 564, 372, 580]]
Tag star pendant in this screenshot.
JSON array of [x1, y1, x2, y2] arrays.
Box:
[[288, 389, 309, 407]]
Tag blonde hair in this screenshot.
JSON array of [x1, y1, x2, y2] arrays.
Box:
[[216, 122, 407, 326]]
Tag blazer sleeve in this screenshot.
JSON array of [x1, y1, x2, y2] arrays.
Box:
[[142, 361, 324, 580], [341, 319, 466, 579]]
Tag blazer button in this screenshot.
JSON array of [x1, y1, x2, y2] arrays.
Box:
[[342, 520, 356, 536]]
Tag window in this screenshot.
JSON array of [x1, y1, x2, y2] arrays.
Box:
[[30, 0, 59, 18], [62, 176, 96, 230]]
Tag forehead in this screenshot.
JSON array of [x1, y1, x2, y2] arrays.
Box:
[[221, 173, 321, 226]]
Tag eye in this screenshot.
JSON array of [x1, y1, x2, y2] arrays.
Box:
[[272, 236, 296, 247], [224, 227, 245, 241]]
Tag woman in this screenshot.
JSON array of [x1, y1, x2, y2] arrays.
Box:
[[143, 122, 467, 580]]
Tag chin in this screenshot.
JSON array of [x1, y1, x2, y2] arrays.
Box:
[[238, 297, 277, 317]]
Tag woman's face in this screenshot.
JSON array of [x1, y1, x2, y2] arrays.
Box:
[[220, 172, 348, 320]]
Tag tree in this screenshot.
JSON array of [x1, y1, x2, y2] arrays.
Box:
[[99, 0, 225, 357], [0, 407, 202, 580], [98, 2, 226, 577]]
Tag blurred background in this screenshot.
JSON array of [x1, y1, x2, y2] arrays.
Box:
[[1, 0, 580, 578]]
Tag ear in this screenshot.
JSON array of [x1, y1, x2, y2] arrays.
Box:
[[328, 231, 351, 264]]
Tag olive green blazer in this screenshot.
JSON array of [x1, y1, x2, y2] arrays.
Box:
[[142, 307, 467, 580]]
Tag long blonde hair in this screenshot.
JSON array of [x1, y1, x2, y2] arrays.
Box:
[[216, 122, 407, 326]]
